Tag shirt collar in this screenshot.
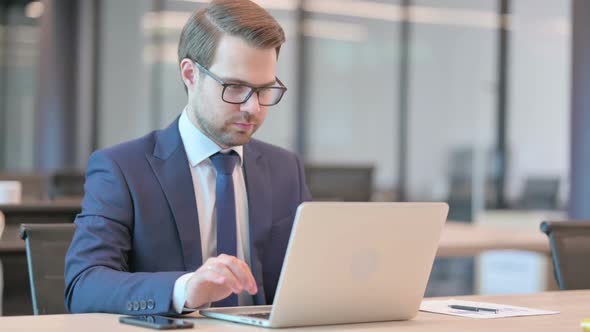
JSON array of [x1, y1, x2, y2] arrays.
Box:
[[178, 107, 244, 168]]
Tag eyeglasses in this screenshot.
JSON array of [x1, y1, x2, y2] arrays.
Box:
[[193, 61, 287, 106]]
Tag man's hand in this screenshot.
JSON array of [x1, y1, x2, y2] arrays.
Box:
[[184, 254, 258, 308]]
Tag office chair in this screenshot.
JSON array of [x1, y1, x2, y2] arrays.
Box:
[[19, 223, 76, 315], [519, 177, 560, 210], [540, 220, 590, 290], [304, 165, 374, 201]]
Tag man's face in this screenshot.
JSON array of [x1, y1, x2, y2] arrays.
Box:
[[187, 35, 278, 148]]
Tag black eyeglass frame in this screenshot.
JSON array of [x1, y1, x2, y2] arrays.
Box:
[[192, 61, 287, 106]]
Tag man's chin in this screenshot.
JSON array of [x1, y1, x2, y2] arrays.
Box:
[[222, 133, 253, 147]]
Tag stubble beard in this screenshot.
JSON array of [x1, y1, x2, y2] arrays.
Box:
[[192, 105, 256, 148]]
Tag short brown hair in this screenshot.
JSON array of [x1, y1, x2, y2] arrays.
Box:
[[178, 0, 286, 71]]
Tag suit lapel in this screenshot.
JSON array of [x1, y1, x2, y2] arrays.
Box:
[[146, 118, 202, 271], [243, 142, 273, 304]]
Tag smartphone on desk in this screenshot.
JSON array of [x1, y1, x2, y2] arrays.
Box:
[[119, 315, 194, 330]]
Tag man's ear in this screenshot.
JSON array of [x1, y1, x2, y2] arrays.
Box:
[[180, 58, 198, 90]]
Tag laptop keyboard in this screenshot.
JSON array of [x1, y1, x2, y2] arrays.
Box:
[[240, 312, 271, 320]]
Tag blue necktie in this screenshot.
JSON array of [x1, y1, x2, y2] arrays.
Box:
[[210, 151, 239, 307]]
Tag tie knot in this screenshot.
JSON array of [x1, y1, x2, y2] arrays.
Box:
[[210, 151, 239, 175]]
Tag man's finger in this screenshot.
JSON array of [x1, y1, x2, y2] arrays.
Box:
[[204, 263, 242, 293], [217, 256, 257, 294]]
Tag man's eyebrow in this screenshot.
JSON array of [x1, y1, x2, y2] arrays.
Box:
[[221, 77, 277, 87]]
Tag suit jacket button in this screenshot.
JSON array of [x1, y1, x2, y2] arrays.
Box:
[[126, 301, 133, 311], [147, 299, 155, 310], [133, 301, 140, 311], [140, 300, 147, 310]]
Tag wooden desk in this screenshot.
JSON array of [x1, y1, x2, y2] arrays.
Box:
[[1, 220, 550, 257], [0, 201, 80, 254], [0, 199, 81, 224], [0, 291, 588, 331], [440, 222, 556, 294], [438, 222, 550, 257]]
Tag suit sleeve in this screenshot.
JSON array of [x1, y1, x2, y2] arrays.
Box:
[[64, 151, 184, 315]]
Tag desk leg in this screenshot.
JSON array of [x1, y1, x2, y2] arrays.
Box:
[[0, 258, 3, 315]]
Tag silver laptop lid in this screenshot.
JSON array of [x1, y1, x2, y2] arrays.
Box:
[[268, 202, 448, 327]]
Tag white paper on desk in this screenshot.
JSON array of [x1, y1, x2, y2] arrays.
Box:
[[419, 299, 559, 319]]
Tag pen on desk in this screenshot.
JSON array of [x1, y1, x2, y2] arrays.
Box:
[[449, 305, 498, 313]]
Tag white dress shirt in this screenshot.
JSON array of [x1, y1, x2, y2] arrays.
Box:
[[172, 108, 253, 313]]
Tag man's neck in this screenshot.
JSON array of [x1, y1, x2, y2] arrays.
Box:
[[185, 107, 230, 150]]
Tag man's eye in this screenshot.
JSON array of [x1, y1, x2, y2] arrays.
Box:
[[226, 85, 250, 93]]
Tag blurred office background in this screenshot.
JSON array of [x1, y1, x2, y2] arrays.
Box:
[[0, 0, 573, 210], [2, 0, 590, 314]]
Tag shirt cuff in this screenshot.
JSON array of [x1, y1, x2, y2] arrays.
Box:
[[172, 272, 195, 314], [172, 272, 212, 313]]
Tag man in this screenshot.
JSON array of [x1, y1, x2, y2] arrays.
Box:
[[65, 0, 311, 315]]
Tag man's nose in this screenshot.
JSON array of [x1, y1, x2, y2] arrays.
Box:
[[240, 92, 260, 115]]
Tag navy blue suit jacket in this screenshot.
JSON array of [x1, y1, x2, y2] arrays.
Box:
[[64, 118, 311, 314]]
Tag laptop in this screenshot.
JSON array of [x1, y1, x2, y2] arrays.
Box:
[[200, 202, 449, 328]]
